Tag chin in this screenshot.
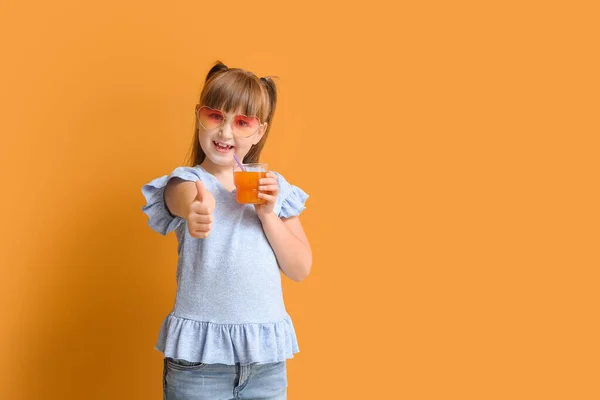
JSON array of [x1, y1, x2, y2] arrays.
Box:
[[202, 152, 234, 167]]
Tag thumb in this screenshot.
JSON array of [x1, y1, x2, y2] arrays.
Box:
[[195, 180, 207, 201]]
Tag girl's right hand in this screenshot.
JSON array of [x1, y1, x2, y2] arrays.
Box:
[[187, 180, 215, 239]]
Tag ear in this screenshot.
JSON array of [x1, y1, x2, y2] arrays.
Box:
[[252, 123, 267, 145]]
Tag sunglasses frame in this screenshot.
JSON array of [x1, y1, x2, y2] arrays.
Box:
[[195, 105, 266, 139]]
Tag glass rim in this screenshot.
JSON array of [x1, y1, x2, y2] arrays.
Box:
[[233, 162, 268, 171], [237, 162, 267, 166]]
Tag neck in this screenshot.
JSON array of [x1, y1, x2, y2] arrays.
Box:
[[200, 159, 234, 179]]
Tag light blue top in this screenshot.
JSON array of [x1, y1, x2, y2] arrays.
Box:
[[141, 165, 309, 365]]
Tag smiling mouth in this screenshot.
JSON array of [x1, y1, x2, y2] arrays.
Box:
[[213, 141, 234, 151]]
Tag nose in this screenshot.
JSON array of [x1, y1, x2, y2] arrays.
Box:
[[217, 119, 234, 140]]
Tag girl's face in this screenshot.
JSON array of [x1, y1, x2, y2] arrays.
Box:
[[197, 106, 266, 169]]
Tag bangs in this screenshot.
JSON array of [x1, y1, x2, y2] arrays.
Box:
[[200, 71, 269, 122]]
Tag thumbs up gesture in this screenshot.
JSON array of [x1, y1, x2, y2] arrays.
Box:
[[187, 180, 215, 239]]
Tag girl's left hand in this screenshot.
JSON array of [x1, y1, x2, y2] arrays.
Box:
[[255, 172, 278, 217]]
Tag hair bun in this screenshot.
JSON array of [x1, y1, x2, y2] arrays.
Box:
[[206, 61, 229, 82]]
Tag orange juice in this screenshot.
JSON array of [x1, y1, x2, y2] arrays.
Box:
[[234, 171, 267, 204]]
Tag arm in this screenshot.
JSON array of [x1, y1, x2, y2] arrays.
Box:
[[165, 178, 215, 238], [258, 213, 312, 282], [164, 178, 197, 218]]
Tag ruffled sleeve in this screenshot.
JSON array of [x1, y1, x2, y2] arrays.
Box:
[[141, 167, 201, 235], [274, 172, 309, 219]]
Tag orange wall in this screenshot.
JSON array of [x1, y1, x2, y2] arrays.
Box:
[[1, 1, 598, 399]]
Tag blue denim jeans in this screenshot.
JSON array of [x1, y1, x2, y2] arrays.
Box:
[[163, 358, 287, 400]]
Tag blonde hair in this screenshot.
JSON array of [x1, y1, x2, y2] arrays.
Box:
[[185, 61, 278, 166]]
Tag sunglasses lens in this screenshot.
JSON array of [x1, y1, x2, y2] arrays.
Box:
[[233, 115, 260, 137], [198, 107, 224, 130], [197, 107, 261, 137]]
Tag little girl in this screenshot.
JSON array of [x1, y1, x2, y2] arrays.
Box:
[[142, 61, 311, 400]]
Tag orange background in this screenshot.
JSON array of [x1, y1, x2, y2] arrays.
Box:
[[1, 1, 599, 399]]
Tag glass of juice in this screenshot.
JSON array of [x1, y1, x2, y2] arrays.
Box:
[[233, 163, 268, 204]]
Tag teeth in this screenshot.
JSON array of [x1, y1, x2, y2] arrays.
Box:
[[214, 141, 232, 149]]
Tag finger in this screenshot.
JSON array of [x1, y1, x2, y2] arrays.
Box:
[[195, 180, 207, 201], [188, 224, 210, 237], [189, 214, 213, 224], [258, 193, 277, 202], [259, 177, 277, 185], [190, 230, 210, 239], [189, 222, 211, 232], [259, 184, 279, 192], [190, 201, 212, 215], [191, 223, 212, 232]]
